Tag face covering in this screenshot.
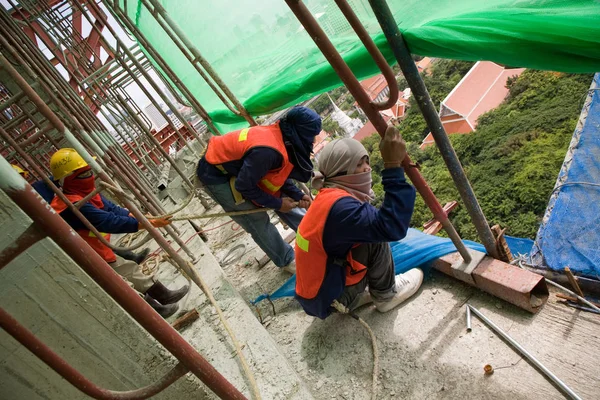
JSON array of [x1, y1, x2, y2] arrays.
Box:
[[279, 106, 322, 182], [311, 138, 375, 203], [62, 166, 104, 209]]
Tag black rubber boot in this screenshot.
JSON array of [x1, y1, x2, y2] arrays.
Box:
[[132, 248, 151, 264], [146, 281, 190, 305], [144, 294, 179, 318], [115, 248, 150, 264]]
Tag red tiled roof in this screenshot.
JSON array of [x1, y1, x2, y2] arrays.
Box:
[[442, 61, 525, 129], [359, 74, 388, 102], [381, 101, 406, 119], [419, 132, 435, 149], [312, 130, 329, 155], [416, 57, 432, 72], [442, 119, 473, 135], [352, 114, 392, 142], [353, 121, 378, 142]]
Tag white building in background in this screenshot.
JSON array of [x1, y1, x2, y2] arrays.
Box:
[[328, 95, 363, 137], [144, 103, 183, 131], [144, 103, 169, 131]]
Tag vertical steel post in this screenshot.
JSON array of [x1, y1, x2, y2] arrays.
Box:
[[285, 0, 472, 262], [368, 0, 500, 259]]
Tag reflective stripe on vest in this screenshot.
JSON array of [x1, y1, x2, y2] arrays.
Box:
[[204, 124, 294, 197], [295, 188, 368, 300], [50, 194, 117, 263]]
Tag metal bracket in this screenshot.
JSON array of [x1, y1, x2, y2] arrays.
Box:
[[451, 249, 486, 285]]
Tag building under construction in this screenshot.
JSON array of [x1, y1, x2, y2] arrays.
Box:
[[1, 1, 599, 399]]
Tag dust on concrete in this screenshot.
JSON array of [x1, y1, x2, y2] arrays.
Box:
[[193, 198, 600, 400], [137, 191, 600, 400]]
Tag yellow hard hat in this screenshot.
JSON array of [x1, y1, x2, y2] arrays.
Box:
[[11, 164, 29, 178], [50, 148, 89, 180]]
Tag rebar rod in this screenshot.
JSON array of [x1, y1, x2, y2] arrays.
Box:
[[368, 0, 500, 259], [467, 305, 582, 400]]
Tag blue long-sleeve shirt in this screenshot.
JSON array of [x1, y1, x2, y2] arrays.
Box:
[[296, 168, 416, 318], [60, 194, 139, 234], [196, 147, 305, 209], [32, 179, 56, 204]]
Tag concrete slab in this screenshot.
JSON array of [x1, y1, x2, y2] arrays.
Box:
[[145, 200, 314, 400], [192, 203, 600, 400], [0, 191, 206, 400]]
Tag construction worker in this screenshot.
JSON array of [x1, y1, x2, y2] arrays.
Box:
[[12, 163, 149, 264], [294, 127, 423, 319], [196, 106, 321, 274], [12, 163, 57, 202], [48, 148, 189, 318]]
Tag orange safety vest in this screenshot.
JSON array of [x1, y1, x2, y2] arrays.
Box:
[[50, 194, 117, 263], [295, 188, 368, 301], [204, 124, 294, 198]]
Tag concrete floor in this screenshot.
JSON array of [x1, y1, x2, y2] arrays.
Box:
[[188, 197, 600, 400], [134, 201, 313, 400]]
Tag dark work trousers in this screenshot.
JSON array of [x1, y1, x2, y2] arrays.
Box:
[[337, 242, 397, 308]]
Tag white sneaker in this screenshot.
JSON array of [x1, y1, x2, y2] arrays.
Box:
[[281, 260, 296, 275], [373, 268, 424, 313], [350, 290, 373, 310]]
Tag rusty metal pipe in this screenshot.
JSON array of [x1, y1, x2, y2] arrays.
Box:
[[0, 160, 246, 400], [0, 307, 190, 400], [106, 2, 219, 135], [333, 0, 398, 110], [141, 0, 257, 125], [285, 0, 472, 262], [0, 224, 46, 270], [368, 0, 500, 259]]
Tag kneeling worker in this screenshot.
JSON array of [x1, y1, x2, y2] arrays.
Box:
[[197, 106, 321, 274], [11, 163, 149, 264], [295, 127, 423, 319], [48, 148, 189, 318]]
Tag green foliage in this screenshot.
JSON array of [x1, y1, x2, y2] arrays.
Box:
[[322, 117, 342, 136], [362, 68, 592, 240], [312, 94, 332, 114]]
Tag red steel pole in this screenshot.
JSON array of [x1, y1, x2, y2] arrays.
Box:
[[0, 158, 246, 400]]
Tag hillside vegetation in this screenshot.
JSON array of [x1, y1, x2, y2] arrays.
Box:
[[361, 60, 592, 240]]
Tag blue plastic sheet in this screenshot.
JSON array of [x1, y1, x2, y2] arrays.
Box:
[[504, 236, 534, 258], [252, 228, 485, 304], [531, 73, 600, 279]]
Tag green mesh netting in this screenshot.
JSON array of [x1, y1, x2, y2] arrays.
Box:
[[125, 0, 600, 131]]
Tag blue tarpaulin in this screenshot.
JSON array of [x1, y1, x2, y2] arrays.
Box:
[[531, 73, 600, 279], [252, 73, 600, 304], [252, 228, 487, 304]]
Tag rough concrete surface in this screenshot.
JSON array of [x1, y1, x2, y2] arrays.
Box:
[[0, 191, 205, 400], [143, 198, 314, 400], [3, 171, 599, 399], [193, 197, 600, 400]]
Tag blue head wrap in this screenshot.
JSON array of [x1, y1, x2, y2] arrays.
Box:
[[279, 106, 321, 182]]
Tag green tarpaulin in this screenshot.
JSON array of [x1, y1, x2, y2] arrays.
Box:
[[125, 0, 600, 130]]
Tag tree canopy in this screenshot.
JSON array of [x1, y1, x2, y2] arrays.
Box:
[[361, 62, 592, 240]]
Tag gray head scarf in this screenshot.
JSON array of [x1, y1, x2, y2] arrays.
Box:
[[312, 138, 374, 203]]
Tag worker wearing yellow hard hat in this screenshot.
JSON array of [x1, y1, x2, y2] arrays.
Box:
[[48, 147, 91, 181], [11, 164, 30, 179], [48, 148, 189, 318]]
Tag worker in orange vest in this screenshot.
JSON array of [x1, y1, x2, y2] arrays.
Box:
[[48, 148, 189, 318], [11, 163, 150, 264], [197, 106, 321, 274], [295, 127, 423, 318]]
